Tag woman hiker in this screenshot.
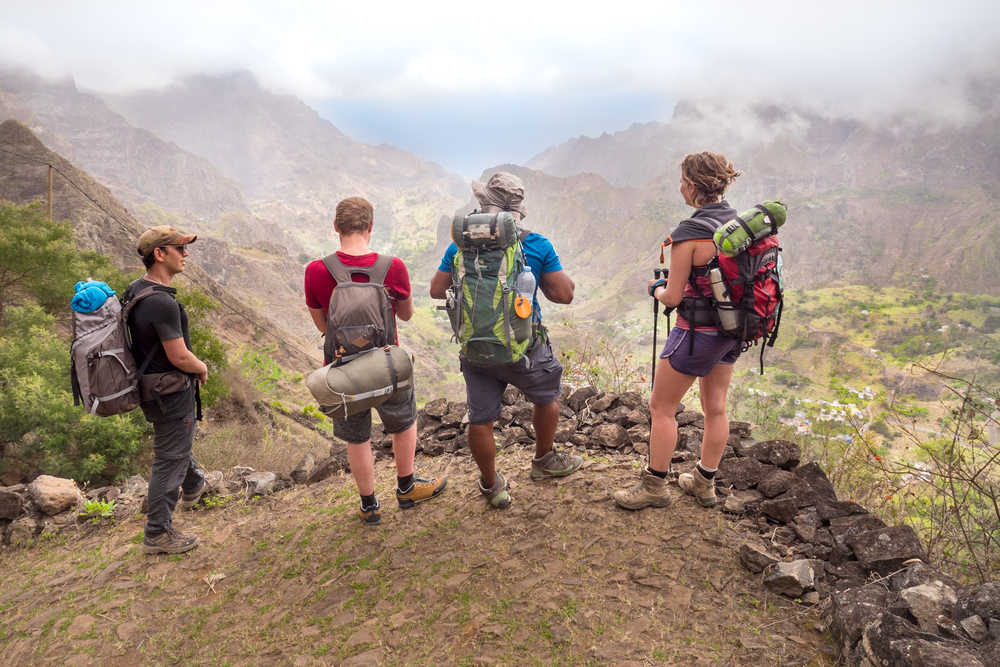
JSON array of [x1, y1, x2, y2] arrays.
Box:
[[614, 152, 742, 510]]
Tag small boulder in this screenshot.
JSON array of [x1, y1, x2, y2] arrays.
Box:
[[746, 440, 800, 469], [828, 513, 886, 551], [626, 425, 650, 445], [28, 475, 82, 516], [423, 442, 445, 456], [590, 423, 629, 450], [717, 457, 775, 490], [761, 497, 799, 524], [423, 397, 449, 417], [6, 515, 40, 546], [763, 560, 816, 598], [792, 462, 838, 501], [306, 456, 346, 484], [739, 543, 778, 573], [960, 615, 989, 643], [624, 408, 648, 427], [554, 421, 577, 443], [589, 393, 618, 412], [0, 487, 24, 520], [676, 411, 704, 428], [848, 525, 927, 574], [617, 391, 643, 409], [566, 386, 599, 412], [290, 454, 316, 484], [758, 469, 799, 498], [675, 426, 702, 453], [245, 472, 277, 496], [900, 581, 958, 634], [829, 583, 891, 651]]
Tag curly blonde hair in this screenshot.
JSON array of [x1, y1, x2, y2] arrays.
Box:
[[681, 152, 741, 207]]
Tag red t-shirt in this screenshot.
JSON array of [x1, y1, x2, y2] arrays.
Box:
[[304, 252, 411, 318]]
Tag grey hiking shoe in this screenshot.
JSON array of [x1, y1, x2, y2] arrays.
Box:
[[530, 447, 583, 481], [613, 470, 673, 510], [177, 479, 206, 511], [142, 528, 199, 555], [478, 471, 511, 509], [678, 467, 717, 507]]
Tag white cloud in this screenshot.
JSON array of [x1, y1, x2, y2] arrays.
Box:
[[2, 0, 998, 123]]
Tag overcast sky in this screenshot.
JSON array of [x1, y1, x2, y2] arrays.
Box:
[[2, 1, 998, 177]]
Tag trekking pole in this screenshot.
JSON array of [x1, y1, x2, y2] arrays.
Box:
[[651, 268, 662, 390]]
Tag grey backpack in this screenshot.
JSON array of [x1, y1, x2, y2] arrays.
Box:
[[71, 287, 157, 416], [322, 254, 397, 365]]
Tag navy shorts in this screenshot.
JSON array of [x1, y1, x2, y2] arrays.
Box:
[[660, 327, 741, 377], [460, 342, 563, 424]]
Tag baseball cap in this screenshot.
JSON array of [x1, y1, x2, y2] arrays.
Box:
[[136, 225, 197, 257]]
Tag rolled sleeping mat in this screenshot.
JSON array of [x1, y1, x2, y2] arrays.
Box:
[[713, 201, 787, 257], [451, 212, 519, 249], [306, 345, 414, 420]]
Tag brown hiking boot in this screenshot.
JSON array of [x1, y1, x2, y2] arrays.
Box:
[[142, 528, 199, 555], [613, 470, 673, 510], [678, 467, 717, 507], [396, 476, 447, 508], [177, 479, 206, 511]]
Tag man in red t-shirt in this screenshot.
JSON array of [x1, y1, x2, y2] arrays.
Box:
[[304, 197, 446, 525]]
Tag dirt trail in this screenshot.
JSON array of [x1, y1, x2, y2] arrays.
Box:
[[0, 449, 836, 665]]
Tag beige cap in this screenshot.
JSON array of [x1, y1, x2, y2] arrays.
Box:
[[136, 225, 197, 257]]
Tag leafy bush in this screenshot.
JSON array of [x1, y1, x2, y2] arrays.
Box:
[[174, 286, 229, 407], [0, 201, 120, 320], [0, 304, 149, 484]]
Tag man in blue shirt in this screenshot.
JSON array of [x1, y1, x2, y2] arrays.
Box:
[[430, 172, 581, 509]]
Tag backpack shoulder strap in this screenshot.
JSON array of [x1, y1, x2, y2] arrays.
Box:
[[368, 254, 394, 287], [322, 253, 394, 286], [321, 253, 354, 284], [121, 285, 165, 320]]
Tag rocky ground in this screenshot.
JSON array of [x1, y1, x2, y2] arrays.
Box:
[[0, 449, 838, 665], [2, 386, 997, 665]]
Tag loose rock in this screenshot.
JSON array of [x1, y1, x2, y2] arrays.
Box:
[[763, 560, 816, 598], [28, 475, 82, 516]]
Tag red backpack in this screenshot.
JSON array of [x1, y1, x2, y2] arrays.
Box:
[[676, 217, 784, 374], [714, 234, 783, 372]]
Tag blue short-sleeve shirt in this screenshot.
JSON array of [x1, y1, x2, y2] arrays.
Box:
[[438, 232, 563, 323]]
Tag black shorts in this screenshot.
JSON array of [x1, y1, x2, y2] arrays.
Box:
[[460, 342, 563, 425]]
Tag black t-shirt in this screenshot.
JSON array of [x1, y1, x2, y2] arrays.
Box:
[[124, 278, 194, 421]]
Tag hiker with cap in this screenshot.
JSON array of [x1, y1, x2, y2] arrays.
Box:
[[430, 172, 581, 509], [304, 196, 446, 525], [127, 225, 209, 554]]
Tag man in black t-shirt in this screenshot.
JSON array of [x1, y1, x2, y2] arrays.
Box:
[[127, 225, 209, 555]]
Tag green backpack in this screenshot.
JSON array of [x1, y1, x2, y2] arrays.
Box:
[[444, 212, 534, 365]]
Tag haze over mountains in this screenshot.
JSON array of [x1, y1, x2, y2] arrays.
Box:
[[2, 65, 999, 342]]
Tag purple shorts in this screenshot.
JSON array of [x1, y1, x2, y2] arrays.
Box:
[[660, 327, 741, 377]]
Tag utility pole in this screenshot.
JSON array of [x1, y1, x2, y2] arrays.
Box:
[[47, 164, 53, 221]]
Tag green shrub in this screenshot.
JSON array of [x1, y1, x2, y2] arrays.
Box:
[[0, 304, 149, 484], [175, 286, 229, 407]]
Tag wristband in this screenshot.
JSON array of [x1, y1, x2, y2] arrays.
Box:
[[648, 279, 667, 298]]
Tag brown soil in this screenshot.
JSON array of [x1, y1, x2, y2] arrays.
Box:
[[0, 449, 837, 665]]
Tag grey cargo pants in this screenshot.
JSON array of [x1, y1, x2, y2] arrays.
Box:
[[145, 410, 204, 536]]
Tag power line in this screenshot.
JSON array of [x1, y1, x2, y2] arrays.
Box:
[[0, 144, 319, 366]]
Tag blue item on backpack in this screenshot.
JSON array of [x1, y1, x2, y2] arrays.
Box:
[[71, 281, 117, 314]]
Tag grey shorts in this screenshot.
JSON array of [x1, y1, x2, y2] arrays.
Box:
[[460, 342, 563, 425], [660, 327, 741, 377], [333, 384, 417, 444]]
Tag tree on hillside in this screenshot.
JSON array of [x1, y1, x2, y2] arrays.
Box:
[[0, 201, 115, 322]]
